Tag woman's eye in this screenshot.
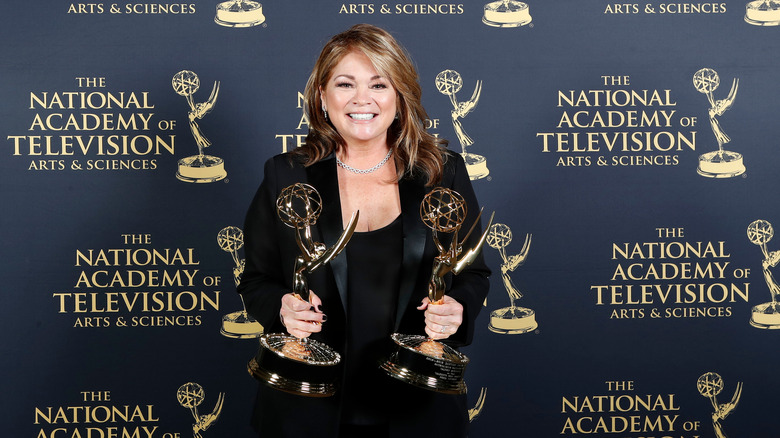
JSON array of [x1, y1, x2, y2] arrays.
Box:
[[336, 82, 353, 88], [372, 83, 388, 89]]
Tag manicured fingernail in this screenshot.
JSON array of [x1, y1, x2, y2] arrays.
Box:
[[316, 304, 323, 312], [321, 314, 328, 322]]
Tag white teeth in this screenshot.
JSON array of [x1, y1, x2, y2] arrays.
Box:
[[349, 113, 375, 120]]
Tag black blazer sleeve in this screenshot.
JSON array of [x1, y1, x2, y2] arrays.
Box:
[[238, 155, 296, 333], [439, 152, 491, 347]]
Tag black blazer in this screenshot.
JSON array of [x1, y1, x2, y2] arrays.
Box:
[[238, 150, 490, 437]]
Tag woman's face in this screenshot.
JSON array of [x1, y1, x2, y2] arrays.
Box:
[[320, 50, 398, 150]]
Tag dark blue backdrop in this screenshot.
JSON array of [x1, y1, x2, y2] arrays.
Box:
[[3, 1, 778, 437]]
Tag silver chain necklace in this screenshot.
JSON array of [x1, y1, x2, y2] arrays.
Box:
[[336, 148, 393, 174]]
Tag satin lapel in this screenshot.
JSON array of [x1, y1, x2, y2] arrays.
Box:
[[306, 156, 350, 313], [395, 174, 429, 329]]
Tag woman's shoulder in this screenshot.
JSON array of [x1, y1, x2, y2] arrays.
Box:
[[255, 152, 310, 192], [405, 148, 464, 187], [440, 149, 468, 185], [264, 151, 306, 169]]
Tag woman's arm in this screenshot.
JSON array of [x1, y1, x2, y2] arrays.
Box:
[[237, 157, 289, 333], [431, 152, 492, 347]]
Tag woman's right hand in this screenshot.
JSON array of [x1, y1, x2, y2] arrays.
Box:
[[279, 291, 326, 339]]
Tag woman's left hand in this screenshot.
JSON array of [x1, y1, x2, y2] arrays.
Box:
[[417, 295, 463, 340]]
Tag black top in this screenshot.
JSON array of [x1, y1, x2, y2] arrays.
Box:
[[341, 214, 403, 425]]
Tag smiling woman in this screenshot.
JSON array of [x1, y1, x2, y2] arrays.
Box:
[[238, 23, 491, 438]]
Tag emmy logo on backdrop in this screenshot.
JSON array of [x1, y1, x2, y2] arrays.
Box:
[[176, 382, 225, 438], [172, 70, 227, 183], [435, 70, 489, 180], [214, 0, 266, 27], [248, 183, 359, 397], [381, 187, 494, 394], [486, 224, 537, 334], [745, 0, 780, 25], [482, 0, 532, 27], [217, 226, 263, 338], [692, 68, 745, 178], [747, 219, 780, 328], [696, 372, 742, 438]]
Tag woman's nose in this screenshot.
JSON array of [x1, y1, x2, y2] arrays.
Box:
[[352, 86, 370, 104]]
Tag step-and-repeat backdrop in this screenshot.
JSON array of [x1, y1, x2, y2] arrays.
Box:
[[4, 1, 779, 436]]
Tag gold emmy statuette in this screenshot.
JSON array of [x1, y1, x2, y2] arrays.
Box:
[[692, 68, 745, 178], [218, 226, 264, 338], [177, 382, 225, 438], [435, 70, 489, 180], [248, 183, 358, 397], [214, 0, 266, 28], [172, 70, 227, 183], [482, 0, 533, 27], [486, 225, 537, 334], [381, 188, 493, 394], [745, 0, 780, 26], [697, 372, 742, 438], [747, 220, 780, 329]]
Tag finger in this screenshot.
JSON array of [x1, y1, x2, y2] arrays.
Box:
[[288, 326, 315, 339], [427, 310, 463, 327], [303, 291, 327, 324], [425, 304, 461, 322], [309, 290, 324, 313], [289, 307, 327, 325], [424, 303, 451, 317], [424, 323, 450, 340], [416, 296, 430, 310], [435, 321, 453, 334], [428, 295, 462, 311], [425, 299, 463, 320], [282, 293, 310, 312], [281, 294, 326, 324], [424, 327, 441, 340], [296, 291, 326, 322], [423, 301, 454, 316], [285, 318, 323, 338], [425, 311, 461, 333]]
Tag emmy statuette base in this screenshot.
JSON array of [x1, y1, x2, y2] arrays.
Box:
[[696, 150, 745, 178], [248, 357, 337, 397], [248, 333, 341, 397], [380, 333, 469, 395], [214, 17, 266, 28], [745, 15, 780, 26], [462, 152, 490, 180], [482, 17, 532, 27], [745, 1, 780, 26], [220, 310, 263, 339], [488, 306, 538, 334], [749, 302, 780, 329], [176, 155, 227, 183], [482, 1, 532, 27], [214, 0, 266, 27]]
